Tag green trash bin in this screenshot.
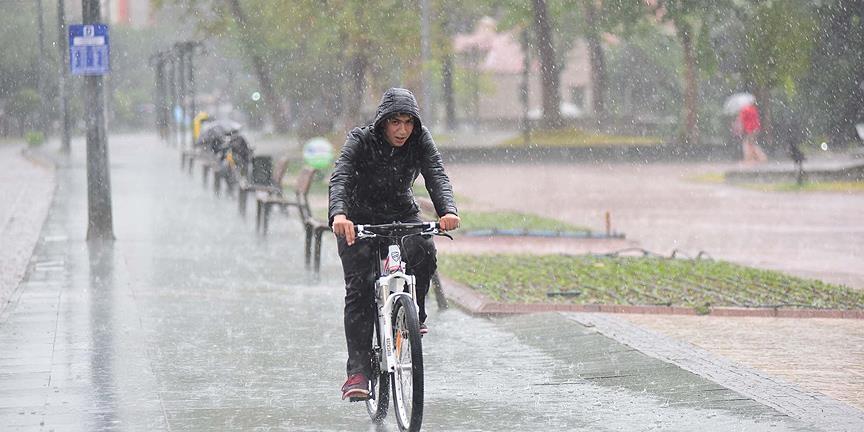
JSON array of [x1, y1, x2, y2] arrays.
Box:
[[303, 137, 334, 171]]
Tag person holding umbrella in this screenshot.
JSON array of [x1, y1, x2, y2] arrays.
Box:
[[725, 93, 767, 164]]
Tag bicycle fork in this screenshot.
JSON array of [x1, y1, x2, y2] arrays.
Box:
[[376, 272, 417, 375]]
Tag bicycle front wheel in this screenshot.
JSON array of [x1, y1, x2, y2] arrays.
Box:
[[391, 296, 424, 432], [366, 316, 389, 423]]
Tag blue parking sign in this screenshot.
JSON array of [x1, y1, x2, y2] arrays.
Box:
[[69, 24, 110, 75]]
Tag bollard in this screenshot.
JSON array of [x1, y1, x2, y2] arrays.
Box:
[[605, 211, 611, 237]]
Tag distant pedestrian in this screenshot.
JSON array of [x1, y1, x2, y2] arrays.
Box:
[[735, 103, 767, 164]]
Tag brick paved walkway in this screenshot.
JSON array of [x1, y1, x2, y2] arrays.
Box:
[[619, 314, 864, 411], [567, 313, 864, 431]]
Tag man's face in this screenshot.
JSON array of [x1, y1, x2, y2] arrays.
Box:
[[384, 114, 414, 147]]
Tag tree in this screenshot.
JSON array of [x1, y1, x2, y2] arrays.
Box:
[[739, 0, 815, 150], [648, 0, 727, 147], [578, 0, 644, 118], [805, 0, 864, 145], [532, 0, 563, 128], [226, 0, 291, 132], [152, 0, 294, 132], [433, 0, 489, 131], [0, 5, 50, 136]]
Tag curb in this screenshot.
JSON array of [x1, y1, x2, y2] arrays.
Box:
[[441, 276, 864, 319], [439, 144, 738, 164]]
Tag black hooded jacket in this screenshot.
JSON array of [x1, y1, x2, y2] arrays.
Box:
[[328, 88, 458, 226]]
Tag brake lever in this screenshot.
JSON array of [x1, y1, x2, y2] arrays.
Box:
[[435, 232, 454, 240]]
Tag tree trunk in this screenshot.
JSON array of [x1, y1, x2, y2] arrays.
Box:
[[678, 20, 699, 147], [440, 6, 457, 130], [582, 0, 606, 118], [345, 51, 367, 129], [532, 0, 562, 128], [755, 86, 774, 151], [227, 0, 290, 133], [442, 53, 456, 130]]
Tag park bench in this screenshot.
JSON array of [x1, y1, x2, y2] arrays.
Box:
[[181, 148, 222, 190], [255, 157, 304, 235], [237, 155, 278, 217], [245, 164, 329, 272], [180, 148, 196, 171], [295, 168, 332, 273]]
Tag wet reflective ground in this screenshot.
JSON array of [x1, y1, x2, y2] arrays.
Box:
[[0, 135, 829, 431]]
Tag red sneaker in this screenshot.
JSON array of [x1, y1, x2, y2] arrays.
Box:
[[341, 373, 369, 400], [419, 322, 429, 335]]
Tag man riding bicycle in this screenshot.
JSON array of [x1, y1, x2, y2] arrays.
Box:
[[329, 88, 459, 400]]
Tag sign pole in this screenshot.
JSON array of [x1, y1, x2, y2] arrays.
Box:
[[57, 0, 71, 153], [81, 0, 114, 241]]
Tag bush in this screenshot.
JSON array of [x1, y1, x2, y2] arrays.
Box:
[[24, 130, 44, 146]]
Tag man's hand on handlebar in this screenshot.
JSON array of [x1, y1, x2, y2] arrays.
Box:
[[332, 214, 356, 246], [439, 213, 460, 231]]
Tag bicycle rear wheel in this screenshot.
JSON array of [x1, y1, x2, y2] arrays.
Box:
[[391, 296, 424, 432], [366, 316, 389, 423]]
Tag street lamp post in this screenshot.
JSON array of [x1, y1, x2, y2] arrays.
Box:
[[173, 41, 202, 150], [57, 0, 71, 152], [167, 55, 177, 147], [82, 0, 114, 241]]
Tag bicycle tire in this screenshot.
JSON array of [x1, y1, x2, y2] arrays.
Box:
[[366, 314, 389, 423], [391, 296, 424, 432]]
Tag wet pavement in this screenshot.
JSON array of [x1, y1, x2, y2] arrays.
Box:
[[0, 144, 54, 312], [444, 159, 864, 413], [620, 314, 864, 410], [0, 134, 860, 431]]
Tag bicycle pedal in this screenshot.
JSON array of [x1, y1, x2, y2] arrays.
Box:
[[349, 396, 370, 402]]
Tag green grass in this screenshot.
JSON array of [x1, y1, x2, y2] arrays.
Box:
[[689, 173, 864, 193], [500, 128, 663, 148], [741, 181, 864, 193], [688, 172, 726, 184], [412, 186, 590, 232], [458, 210, 591, 233], [438, 254, 864, 311]]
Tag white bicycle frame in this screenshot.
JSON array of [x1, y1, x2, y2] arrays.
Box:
[[356, 224, 430, 375]]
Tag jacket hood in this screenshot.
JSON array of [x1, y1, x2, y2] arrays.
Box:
[[372, 88, 423, 133]]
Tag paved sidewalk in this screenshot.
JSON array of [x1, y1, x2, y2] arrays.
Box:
[[0, 143, 54, 316], [620, 314, 864, 410], [0, 134, 843, 431], [445, 160, 864, 419], [568, 313, 864, 430]]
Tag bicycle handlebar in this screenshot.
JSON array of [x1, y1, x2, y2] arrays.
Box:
[[355, 221, 440, 237]]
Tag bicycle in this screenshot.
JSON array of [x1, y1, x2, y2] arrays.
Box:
[[352, 221, 451, 432]]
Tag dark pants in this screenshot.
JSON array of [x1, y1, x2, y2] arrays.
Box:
[[337, 222, 437, 379]]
